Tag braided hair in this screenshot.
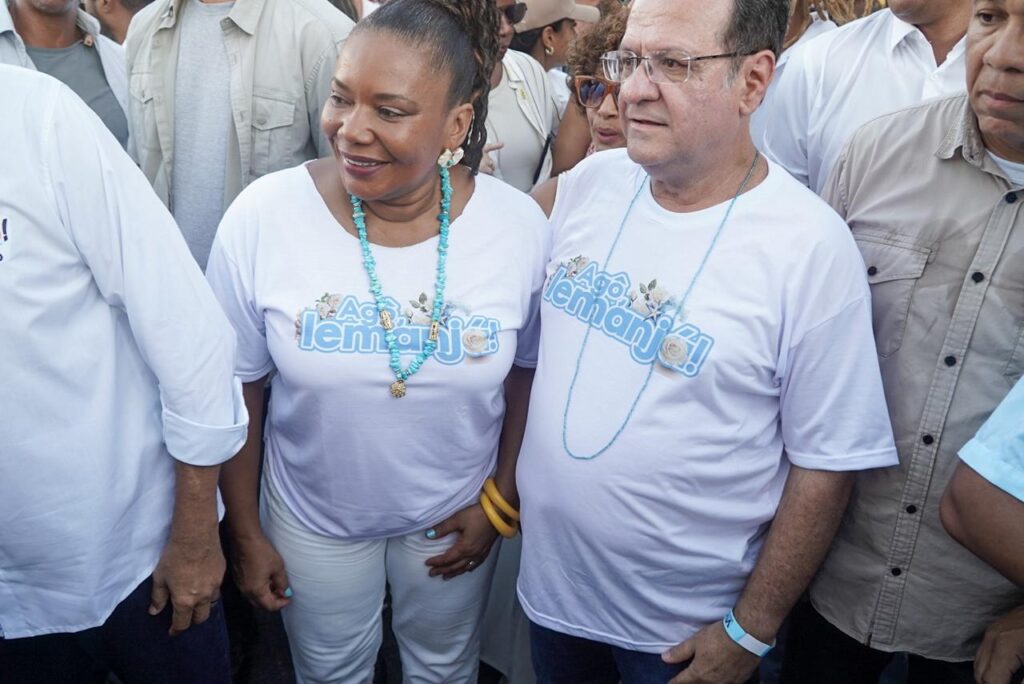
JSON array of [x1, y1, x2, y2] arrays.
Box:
[[357, 0, 500, 173]]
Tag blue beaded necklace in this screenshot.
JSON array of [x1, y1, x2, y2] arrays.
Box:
[[350, 165, 452, 398], [562, 153, 760, 458]]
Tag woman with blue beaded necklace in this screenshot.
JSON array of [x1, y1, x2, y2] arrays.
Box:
[[205, 0, 548, 680]]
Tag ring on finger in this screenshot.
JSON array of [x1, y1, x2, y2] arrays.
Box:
[[466, 560, 478, 570]]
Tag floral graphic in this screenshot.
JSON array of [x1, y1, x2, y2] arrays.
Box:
[[462, 329, 490, 355], [563, 255, 590, 278], [629, 279, 674, 319], [658, 335, 689, 367], [404, 292, 457, 326]]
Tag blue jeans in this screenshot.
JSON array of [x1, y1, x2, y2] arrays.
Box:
[[0, 576, 231, 684], [530, 621, 760, 684]]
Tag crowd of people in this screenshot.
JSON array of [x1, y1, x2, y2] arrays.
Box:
[[0, 0, 1022, 683]]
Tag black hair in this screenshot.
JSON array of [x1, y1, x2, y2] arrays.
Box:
[[722, 0, 789, 64], [356, 0, 500, 173]]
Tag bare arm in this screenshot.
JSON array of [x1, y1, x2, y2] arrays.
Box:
[[550, 104, 591, 176], [425, 364, 535, 578], [668, 466, 854, 683], [219, 377, 293, 611], [941, 461, 1024, 587], [221, 378, 268, 542], [149, 461, 225, 635], [492, 364, 536, 509], [531, 177, 559, 218]]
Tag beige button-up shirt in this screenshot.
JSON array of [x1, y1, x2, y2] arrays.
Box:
[[124, 0, 353, 212], [814, 95, 1024, 660]]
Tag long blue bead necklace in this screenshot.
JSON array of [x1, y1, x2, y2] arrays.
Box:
[[351, 165, 452, 398], [562, 153, 760, 459]]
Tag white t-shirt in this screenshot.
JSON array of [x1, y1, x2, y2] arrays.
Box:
[[757, 9, 966, 193], [207, 165, 549, 540], [749, 14, 835, 147], [516, 149, 898, 652], [989, 152, 1024, 187]]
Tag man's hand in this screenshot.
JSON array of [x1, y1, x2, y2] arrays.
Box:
[[231, 533, 293, 612], [424, 504, 500, 580], [663, 620, 761, 684], [976, 605, 1024, 684], [149, 526, 225, 636]]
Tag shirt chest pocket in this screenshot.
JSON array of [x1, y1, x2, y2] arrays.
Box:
[[129, 73, 157, 153], [855, 234, 930, 359], [251, 92, 297, 178]]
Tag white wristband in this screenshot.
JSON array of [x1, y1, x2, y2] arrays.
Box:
[[722, 609, 774, 657]]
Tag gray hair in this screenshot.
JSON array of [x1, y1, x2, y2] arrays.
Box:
[[721, 0, 789, 64]]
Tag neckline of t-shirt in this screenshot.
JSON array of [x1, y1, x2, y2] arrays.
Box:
[[300, 161, 481, 253], [25, 40, 85, 55], [987, 151, 1024, 187], [638, 158, 780, 225], [187, 0, 235, 15]]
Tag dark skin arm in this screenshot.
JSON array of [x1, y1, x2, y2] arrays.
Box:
[[941, 461, 1024, 684], [941, 461, 1024, 586], [550, 104, 592, 176], [219, 377, 292, 611], [425, 364, 535, 579], [666, 467, 854, 684], [149, 461, 227, 635]]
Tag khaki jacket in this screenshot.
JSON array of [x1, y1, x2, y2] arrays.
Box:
[[124, 0, 353, 211]]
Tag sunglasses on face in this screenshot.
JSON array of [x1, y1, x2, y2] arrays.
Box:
[[573, 75, 620, 109], [500, 2, 527, 25]]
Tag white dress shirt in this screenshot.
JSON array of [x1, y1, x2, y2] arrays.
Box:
[[0, 66, 248, 639], [756, 8, 966, 193], [749, 13, 836, 147]]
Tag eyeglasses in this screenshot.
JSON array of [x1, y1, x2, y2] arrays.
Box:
[[601, 48, 752, 85], [573, 75, 619, 109], [499, 2, 527, 25]]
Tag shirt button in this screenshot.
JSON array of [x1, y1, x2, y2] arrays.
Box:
[[891, 567, 903, 576], [944, 355, 957, 367], [906, 505, 918, 514], [972, 271, 985, 283], [922, 434, 935, 445], [867, 266, 878, 276], [1007, 192, 1018, 204]]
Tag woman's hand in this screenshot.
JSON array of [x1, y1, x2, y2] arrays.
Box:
[[230, 533, 293, 611], [424, 503, 501, 580]]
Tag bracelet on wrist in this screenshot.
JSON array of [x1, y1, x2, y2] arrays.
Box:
[[722, 609, 774, 657], [483, 477, 520, 522], [479, 492, 518, 538]]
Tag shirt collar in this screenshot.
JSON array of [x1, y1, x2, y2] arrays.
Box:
[[0, 2, 14, 36], [887, 10, 919, 53], [159, 0, 264, 35], [936, 95, 992, 172]]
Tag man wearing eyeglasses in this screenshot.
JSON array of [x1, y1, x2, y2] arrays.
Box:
[[516, 1, 897, 682]]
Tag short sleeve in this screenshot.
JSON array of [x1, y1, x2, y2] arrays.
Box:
[[959, 377, 1024, 503], [206, 197, 275, 382], [514, 189, 554, 368], [780, 295, 898, 471]]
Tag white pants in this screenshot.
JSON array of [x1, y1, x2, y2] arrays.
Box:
[[261, 477, 497, 684]]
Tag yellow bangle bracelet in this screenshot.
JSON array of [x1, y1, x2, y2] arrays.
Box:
[[480, 493, 518, 538], [483, 478, 520, 522]]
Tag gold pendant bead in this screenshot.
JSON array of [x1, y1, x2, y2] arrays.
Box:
[[390, 380, 407, 398], [428, 321, 440, 342], [380, 310, 394, 330]]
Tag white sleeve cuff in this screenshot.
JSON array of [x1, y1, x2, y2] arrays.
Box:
[[162, 378, 249, 467]]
